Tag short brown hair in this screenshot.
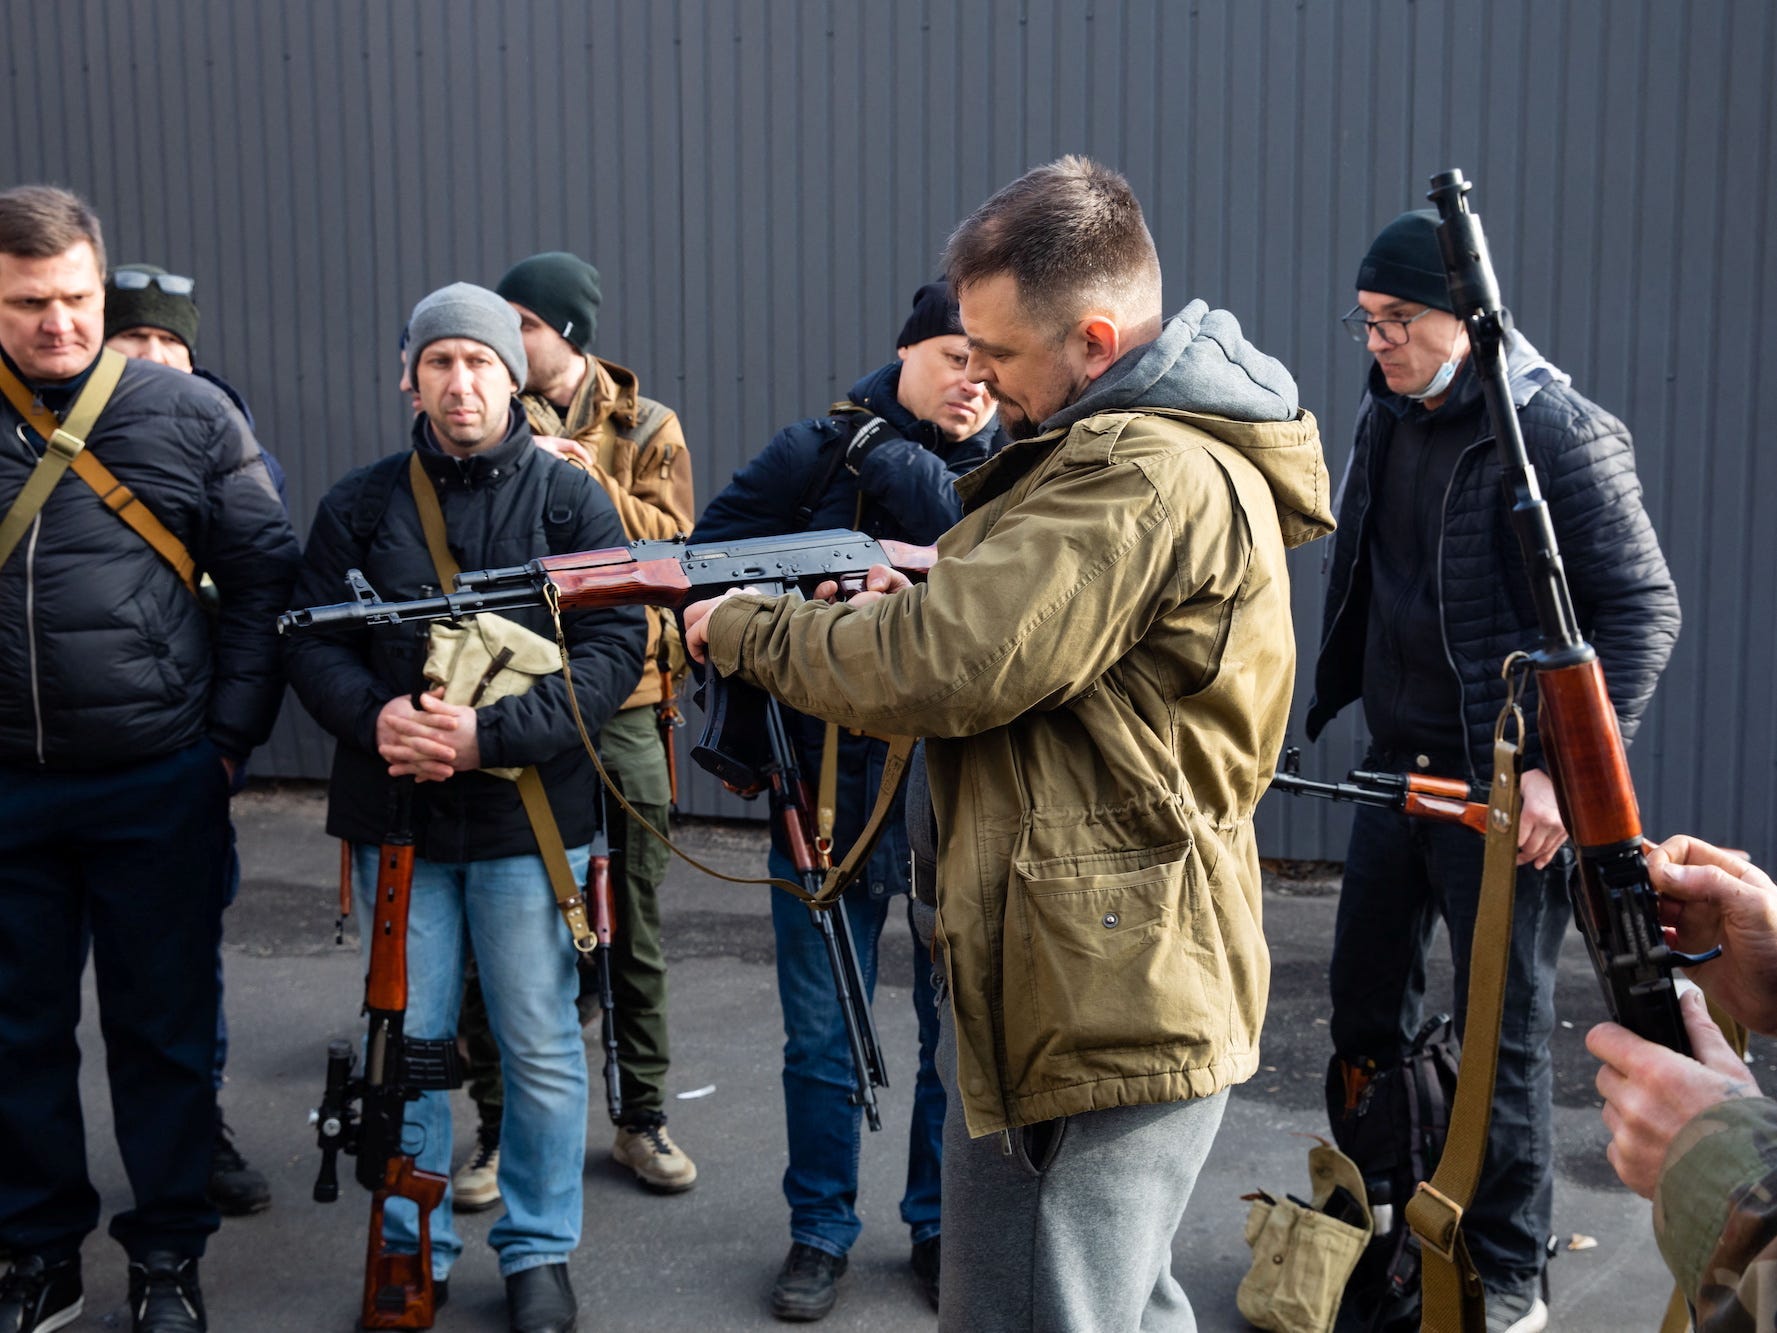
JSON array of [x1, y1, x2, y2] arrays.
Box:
[[943, 156, 1160, 338], [0, 185, 106, 272]]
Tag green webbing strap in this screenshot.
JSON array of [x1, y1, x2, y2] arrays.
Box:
[[0, 349, 127, 573], [407, 453, 591, 949]]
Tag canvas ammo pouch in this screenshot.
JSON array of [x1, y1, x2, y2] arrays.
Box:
[[422, 613, 562, 780], [1238, 1138, 1373, 1333]]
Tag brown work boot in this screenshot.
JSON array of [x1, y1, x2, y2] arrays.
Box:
[[451, 1122, 501, 1212], [611, 1115, 697, 1193]]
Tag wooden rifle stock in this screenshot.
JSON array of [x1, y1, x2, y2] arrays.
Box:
[[1430, 169, 1689, 1053], [587, 829, 623, 1123]]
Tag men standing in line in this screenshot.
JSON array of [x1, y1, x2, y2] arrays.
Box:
[[0, 186, 298, 1333], [286, 283, 645, 1333], [452, 250, 700, 1200], [691, 278, 1002, 1320], [1305, 208, 1681, 1333], [103, 260, 282, 1220], [686, 160, 1322, 1331]]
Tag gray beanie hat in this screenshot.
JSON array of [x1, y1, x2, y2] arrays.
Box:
[[405, 283, 528, 388]]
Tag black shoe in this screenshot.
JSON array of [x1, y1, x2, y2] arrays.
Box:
[[770, 1243, 847, 1322], [208, 1119, 271, 1216], [506, 1263, 576, 1333], [0, 1254, 82, 1333], [909, 1236, 940, 1312], [127, 1253, 205, 1333]]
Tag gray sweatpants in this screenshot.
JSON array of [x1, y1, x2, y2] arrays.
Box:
[[935, 962, 1228, 1332]]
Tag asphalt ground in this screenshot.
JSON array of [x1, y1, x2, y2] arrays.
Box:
[[49, 780, 1775, 1332]]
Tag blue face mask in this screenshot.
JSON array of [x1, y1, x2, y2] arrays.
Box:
[[1405, 358, 1458, 402]]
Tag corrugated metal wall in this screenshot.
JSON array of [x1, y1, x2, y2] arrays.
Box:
[[4, 0, 1771, 860]]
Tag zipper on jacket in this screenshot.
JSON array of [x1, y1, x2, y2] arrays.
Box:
[[1433, 435, 1493, 786], [1319, 424, 1376, 655], [25, 515, 45, 763]]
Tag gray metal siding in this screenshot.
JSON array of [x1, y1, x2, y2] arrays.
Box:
[[3, 0, 1769, 859]]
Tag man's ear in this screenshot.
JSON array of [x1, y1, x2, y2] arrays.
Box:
[[896, 345, 911, 364], [1079, 315, 1122, 380]]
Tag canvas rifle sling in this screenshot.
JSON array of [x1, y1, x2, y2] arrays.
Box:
[[0, 349, 195, 593], [1408, 666, 1529, 1333], [407, 452, 594, 951]]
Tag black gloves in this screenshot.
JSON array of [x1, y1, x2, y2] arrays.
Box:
[[843, 416, 902, 475]]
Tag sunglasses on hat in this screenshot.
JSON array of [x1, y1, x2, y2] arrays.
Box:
[[111, 270, 195, 296]]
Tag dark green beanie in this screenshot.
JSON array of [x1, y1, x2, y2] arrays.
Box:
[[495, 252, 601, 353], [105, 263, 199, 352], [1355, 210, 1452, 312]]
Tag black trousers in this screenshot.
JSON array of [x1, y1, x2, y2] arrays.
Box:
[[0, 739, 229, 1261]]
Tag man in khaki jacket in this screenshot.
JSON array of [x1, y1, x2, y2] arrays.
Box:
[[434, 251, 698, 1204], [686, 157, 1334, 1330]]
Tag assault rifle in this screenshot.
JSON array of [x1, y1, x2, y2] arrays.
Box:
[[311, 745, 462, 1329], [1270, 747, 1491, 835], [585, 788, 622, 1122], [1427, 170, 1710, 1052], [283, 529, 940, 1133]]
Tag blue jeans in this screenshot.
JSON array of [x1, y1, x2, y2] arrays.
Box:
[[352, 843, 589, 1278], [1328, 801, 1572, 1292], [769, 848, 943, 1256], [213, 827, 240, 1092]]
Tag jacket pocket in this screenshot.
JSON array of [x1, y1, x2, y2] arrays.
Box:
[[1002, 839, 1218, 1083]]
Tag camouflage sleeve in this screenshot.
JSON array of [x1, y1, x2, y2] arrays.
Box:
[[1653, 1095, 1777, 1330]]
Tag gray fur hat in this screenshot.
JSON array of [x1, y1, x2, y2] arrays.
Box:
[[405, 283, 528, 388]]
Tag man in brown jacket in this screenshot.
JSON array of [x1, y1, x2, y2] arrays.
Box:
[[436, 251, 698, 1206], [685, 158, 1334, 1330]]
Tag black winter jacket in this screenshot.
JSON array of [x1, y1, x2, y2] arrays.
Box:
[[1306, 355, 1680, 781], [286, 411, 646, 861], [692, 360, 1004, 861], [0, 355, 298, 770]]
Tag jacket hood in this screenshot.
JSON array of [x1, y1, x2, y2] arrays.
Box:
[[1045, 299, 1300, 434], [1033, 302, 1329, 549]]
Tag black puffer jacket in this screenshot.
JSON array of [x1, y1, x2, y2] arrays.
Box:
[[286, 411, 646, 860], [0, 355, 297, 770], [693, 360, 1004, 862], [1307, 354, 1680, 781]]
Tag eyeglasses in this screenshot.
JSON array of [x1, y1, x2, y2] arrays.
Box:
[[1341, 304, 1432, 346], [111, 270, 195, 296]]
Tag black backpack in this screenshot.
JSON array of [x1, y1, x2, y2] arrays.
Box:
[[1326, 1014, 1462, 1333]]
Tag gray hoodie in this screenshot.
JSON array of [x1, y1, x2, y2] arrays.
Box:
[[1045, 299, 1300, 434]]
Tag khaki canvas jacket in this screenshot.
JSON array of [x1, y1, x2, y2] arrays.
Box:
[[709, 404, 1333, 1134], [523, 353, 693, 709]]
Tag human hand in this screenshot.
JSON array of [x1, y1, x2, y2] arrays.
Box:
[[1586, 986, 1762, 1198], [1647, 835, 1777, 1034], [811, 564, 912, 609], [1516, 767, 1569, 868], [375, 690, 481, 781], [534, 435, 594, 471], [220, 755, 238, 786], [682, 588, 750, 664]]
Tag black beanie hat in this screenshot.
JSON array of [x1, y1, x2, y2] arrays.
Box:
[[105, 263, 199, 353], [896, 279, 964, 349], [1355, 210, 1452, 312], [495, 252, 601, 353]]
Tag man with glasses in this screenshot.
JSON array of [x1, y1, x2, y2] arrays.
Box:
[[1303, 208, 1681, 1333], [102, 262, 286, 1222]]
